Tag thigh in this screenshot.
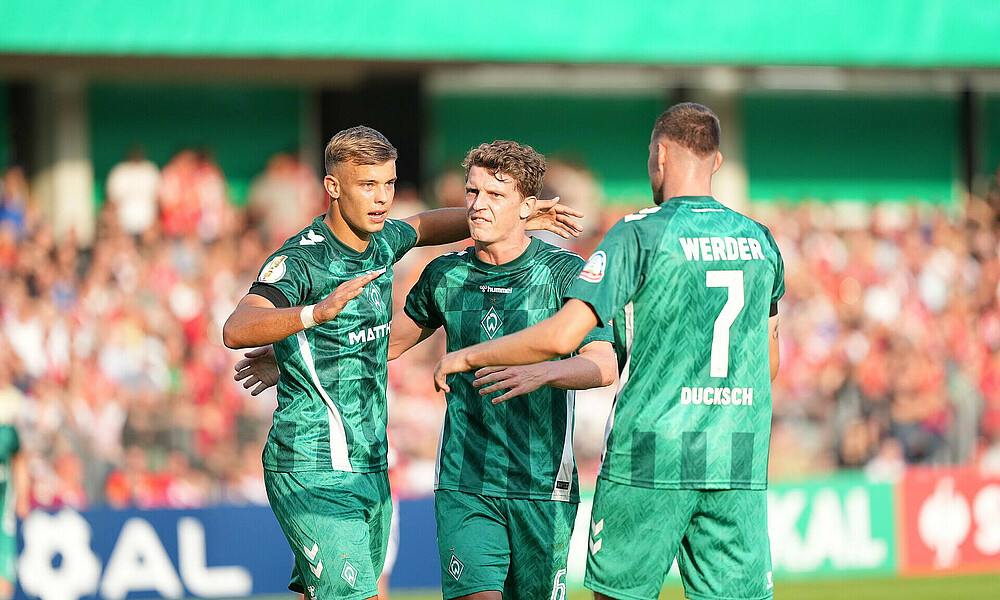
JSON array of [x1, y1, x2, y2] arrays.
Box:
[[435, 490, 510, 600], [264, 469, 381, 600], [584, 479, 698, 600], [678, 489, 773, 600], [503, 498, 577, 600]]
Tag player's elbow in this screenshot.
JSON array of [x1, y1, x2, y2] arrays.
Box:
[[550, 335, 580, 358], [222, 317, 248, 349]]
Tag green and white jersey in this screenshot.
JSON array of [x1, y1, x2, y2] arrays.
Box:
[[567, 197, 784, 490], [405, 238, 612, 502], [250, 215, 418, 473]]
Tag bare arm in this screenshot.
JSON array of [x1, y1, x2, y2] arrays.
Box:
[[13, 451, 29, 519], [222, 270, 382, 349], [404, 199, 583, 247], [473, 340, 616, 404], [388, 311, 436, 361], [769, 314, 780, 381], [434, 299, 599, 392]]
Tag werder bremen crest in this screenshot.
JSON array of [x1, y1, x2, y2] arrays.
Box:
[[481, 306, 502, 339]]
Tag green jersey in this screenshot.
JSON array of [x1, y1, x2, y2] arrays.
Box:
[[566, 197, 784, 490], [405, 238, 612, 502], [250, 215, 418, 473], [0, 425, 19, 545]]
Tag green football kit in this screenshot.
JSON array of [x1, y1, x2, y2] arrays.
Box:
[[566, 197, 785, 600], [0, 425, 18, 587], [250, 215, 417, 600], [405, 237, 613, 600]]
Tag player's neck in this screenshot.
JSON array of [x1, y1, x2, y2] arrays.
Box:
[[324, 208, 371, 253], [474, 234, 531, 266], [660, 160, 714, 202], [661, 176, 713, 202]]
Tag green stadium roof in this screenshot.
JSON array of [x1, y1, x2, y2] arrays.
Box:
[[2, 0, 999, 68]]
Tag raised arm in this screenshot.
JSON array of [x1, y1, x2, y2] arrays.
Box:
[[434, 299, 600, 392], [473, 340, 616, 404], [223, 270, 381, 349], [404, 198, 582, 247], [388, 311, 437, 361]]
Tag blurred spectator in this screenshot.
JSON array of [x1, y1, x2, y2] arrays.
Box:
[[247, 152, 325, 247], [105, 146, 161, 237], [5, 153, 1000, 509]]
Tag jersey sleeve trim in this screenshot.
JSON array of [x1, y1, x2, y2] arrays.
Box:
[[770, 302, 778, 317], [249, 282, 291, 308], [403, 305, 437, 330]]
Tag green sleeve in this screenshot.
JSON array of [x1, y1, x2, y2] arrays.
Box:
[[565, 219, 646, 325], [552, 254, 614, 347], [253, 250, 313, 307], [403, 263, 443, 330], [382, 219, 419, 264], [766, 230, 786, 306]]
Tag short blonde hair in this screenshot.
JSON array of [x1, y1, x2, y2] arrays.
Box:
[[324, 126, 398, 174]]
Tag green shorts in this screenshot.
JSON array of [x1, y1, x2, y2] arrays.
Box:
[[435, 489, 578, 600], [585, 478, 773, 600], [264, 469, 392, 600]]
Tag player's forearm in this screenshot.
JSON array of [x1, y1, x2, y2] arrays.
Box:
[[409, 208, 471, 247], [538, 350, 616, 390], [464, 319, 579, 370], [223, 306, 311, 348]]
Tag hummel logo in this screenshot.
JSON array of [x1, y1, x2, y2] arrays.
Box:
[[341, 561, 358, 587], [299, 230, 325, 245], [303, 542, 319, 561], [448, 554, 465, 581], [589, 518, 604, 555]]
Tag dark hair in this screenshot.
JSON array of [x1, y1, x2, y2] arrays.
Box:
[[462, 140, 546, 198], [652, 103, 721, 156], [324, 126, 398, 174]]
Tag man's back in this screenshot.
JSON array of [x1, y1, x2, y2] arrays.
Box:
[[569, 196, 784, 490]]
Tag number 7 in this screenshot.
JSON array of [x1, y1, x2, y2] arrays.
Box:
[[706, 270, 744, 378]]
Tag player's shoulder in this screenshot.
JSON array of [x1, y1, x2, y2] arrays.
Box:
[[271, 217, 330, 259], [422, 246, 474, 277], [533, 239, 587, 270]]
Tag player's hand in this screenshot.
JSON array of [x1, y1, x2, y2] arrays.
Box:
[[433, 350, 472, 393], [474, 364, 547, 404], [314, 269, 385, 323], [234, 346, 279, 395], [525, 196, 584, 239]]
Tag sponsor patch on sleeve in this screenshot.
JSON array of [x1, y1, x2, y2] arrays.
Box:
[[258, 255, 288, 283], [578, 250, 607, 283]]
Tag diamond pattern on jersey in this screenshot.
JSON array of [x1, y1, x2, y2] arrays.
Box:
[[405, 239, 610, 501]]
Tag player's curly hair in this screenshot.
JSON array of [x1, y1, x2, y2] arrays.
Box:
[[324, 126, 398, 174], [462, 140, 546, 198], [652, 103, 721, 157]]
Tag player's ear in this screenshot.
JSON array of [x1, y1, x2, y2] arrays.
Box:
[[658, 141, 669, 171], [712, 151, 724, 174], [519, 196, 536, 220], [323, 174, 341, 200]]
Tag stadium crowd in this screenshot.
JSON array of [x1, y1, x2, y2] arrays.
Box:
[[2, 151, 1000, 509]]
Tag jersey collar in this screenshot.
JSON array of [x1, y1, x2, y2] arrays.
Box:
[[468, 237, 542, 273]]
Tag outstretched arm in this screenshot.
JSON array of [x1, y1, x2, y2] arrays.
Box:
[[434, 299, 600, 392], [404, 198, 582, 247], [473, 340, 616, 404], [223, 270, 382, 349]]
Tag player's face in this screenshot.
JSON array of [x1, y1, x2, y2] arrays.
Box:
[[648, 137, 665, 205], [325, 160, 397, 235], [465, 166, 533, 245]]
